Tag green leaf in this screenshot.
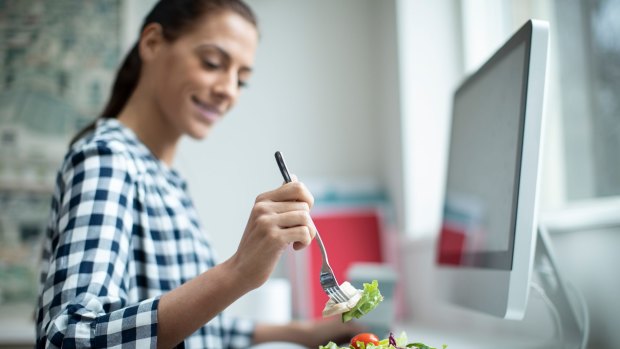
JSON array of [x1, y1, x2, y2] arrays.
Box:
[[341, 280, 384, 322], [317, 342, 347, 349], [405, 342, 448, 349]]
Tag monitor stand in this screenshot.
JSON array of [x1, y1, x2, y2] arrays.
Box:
[[534, 225, 589, 349]]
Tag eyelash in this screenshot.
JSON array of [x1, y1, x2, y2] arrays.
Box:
[[202, 60, 220, 70], [202, 60, 248, 89]]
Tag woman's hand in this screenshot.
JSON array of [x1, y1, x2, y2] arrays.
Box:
[[157, 181, 314, 348], [230, 180, 316, 290], [254, 317, 368, 348]]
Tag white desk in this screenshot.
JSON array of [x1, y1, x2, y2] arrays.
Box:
[[393, 320, 561, 349]]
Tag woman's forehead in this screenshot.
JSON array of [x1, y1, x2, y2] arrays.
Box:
[[186, 11, 257, 50], [177, 11, 257, 67]]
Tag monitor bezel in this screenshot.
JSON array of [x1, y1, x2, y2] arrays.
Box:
[[435, 19, 549, 319]]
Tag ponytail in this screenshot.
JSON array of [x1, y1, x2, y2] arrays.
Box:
[[68, 0, 257, 147], [101, 44, 141, 119]]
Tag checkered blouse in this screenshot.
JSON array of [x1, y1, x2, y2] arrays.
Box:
[[36, 119, 254, 348]]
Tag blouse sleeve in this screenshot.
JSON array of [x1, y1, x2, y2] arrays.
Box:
[[219, 312, 255, 349], [36, 142, 160, 348]]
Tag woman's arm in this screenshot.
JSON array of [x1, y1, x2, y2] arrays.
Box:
[[38, 143, 317, 348], [156, 259, 251, 348], [157, 181, 318, 348], [252, 318, 366, 348], [37, 145, 160, 348]]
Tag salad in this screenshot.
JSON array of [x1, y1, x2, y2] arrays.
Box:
[[322, 280, 384, 322], [319, 331, 447, 349]]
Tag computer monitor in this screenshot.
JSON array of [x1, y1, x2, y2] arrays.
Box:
[[435, 19, 549, 320]]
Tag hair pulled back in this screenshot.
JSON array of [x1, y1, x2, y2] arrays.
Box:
[[70, 0, 257, 146]]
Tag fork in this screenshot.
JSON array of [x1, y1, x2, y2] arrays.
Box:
[[274, 151, 351, 304]]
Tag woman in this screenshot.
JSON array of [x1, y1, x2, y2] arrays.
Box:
[[35, 0, 361, 348]]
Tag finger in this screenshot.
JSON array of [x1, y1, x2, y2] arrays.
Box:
[[279, 225, 313, 249], [257, 201, 311, 215], [272, 208, 317, 241], [309, 220, 317, 240], [259, 181, 314, 206], [276, 210, 313, 229], [292, 241, 307, 251], [281, 173, 298, 185]]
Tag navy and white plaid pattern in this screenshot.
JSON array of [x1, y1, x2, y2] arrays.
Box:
[[36, 119, 254, 348]]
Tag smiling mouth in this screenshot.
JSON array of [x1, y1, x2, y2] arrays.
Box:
[[191, 96, 222, 123]]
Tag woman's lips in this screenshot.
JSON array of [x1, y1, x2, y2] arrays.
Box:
[[191, 96, 222, 124]]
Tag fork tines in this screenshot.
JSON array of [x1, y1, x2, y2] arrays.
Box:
[[326, 286, 349, 303], [321, 272, 351, 303]]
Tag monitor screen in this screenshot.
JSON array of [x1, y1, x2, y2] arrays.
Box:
[[438, 38, 528, 270], [435, 19, 549, 319]]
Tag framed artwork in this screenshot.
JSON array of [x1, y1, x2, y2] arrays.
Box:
[[0, 0, 122, 343]]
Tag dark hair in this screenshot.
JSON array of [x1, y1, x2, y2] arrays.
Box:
[[69, 0, 257, 146]]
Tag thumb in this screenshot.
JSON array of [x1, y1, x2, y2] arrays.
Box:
[[281, 174, 298, 185]]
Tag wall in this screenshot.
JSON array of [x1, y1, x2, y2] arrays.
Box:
[[174, 0, 400, 262], [395, 0, 463, 238]]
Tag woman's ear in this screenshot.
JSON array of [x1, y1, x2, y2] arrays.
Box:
[[138, 23, 165, 62]]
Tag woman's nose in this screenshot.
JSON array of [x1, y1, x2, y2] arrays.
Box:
[[212, 71, 238, 101]]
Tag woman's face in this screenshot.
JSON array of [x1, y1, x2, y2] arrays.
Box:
[[143, 10, 258, 139]]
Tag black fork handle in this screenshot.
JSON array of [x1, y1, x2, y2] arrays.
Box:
[[274, 151, 333, 267], [275, 151, 292, 183]]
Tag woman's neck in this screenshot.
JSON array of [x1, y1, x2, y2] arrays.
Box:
[[117, 90, 181, 166]]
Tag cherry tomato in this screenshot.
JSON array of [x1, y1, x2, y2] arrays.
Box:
[[350, 333, 380, 349]]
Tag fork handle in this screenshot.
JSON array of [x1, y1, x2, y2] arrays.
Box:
[[274, 151, 331, 267], [313, 231, 332, 267], [275, 151, 292, 183]]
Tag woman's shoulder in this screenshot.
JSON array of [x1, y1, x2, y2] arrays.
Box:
[[63, 119, 145, 177]]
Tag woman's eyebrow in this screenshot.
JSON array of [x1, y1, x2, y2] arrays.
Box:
[[197, 43, 253, 73]]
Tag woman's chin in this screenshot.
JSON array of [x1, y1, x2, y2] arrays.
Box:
[[187, 124, 214, 140]]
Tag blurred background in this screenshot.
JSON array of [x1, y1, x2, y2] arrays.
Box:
[[1, 0, 619, 348]]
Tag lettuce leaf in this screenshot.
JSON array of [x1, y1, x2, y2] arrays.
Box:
[[319, 331, 447, 349], [341, 280, 384, 322], [318, 342, 346, 349]]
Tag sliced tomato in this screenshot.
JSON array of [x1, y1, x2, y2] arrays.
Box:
[[350, 333, 380, 349]]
